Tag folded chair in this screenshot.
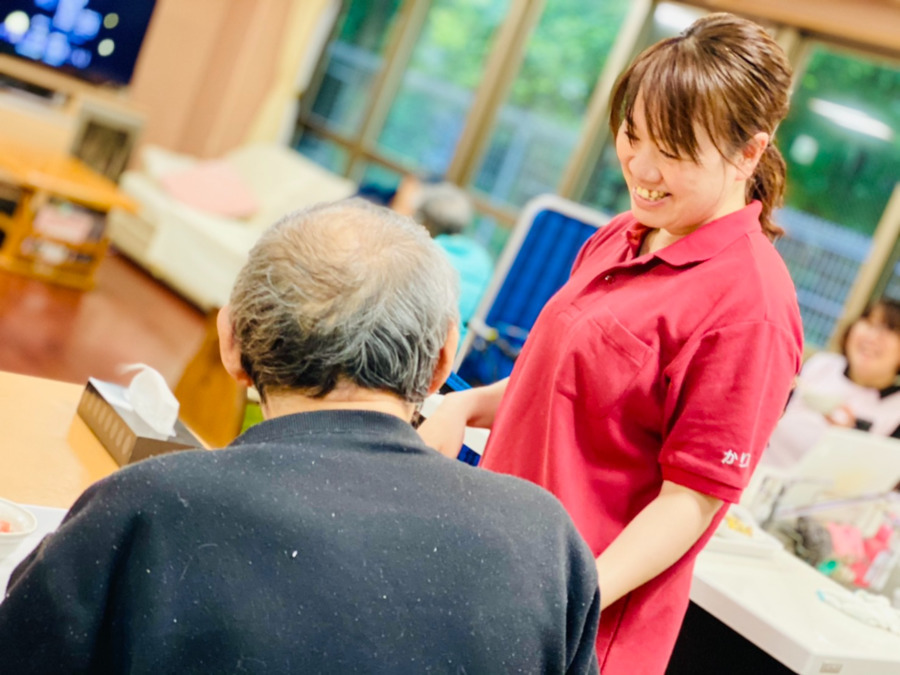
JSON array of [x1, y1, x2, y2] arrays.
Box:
[[456, 195, 611, 385]]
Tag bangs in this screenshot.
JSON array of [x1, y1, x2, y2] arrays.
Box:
[[611, 38, 727, 162], [867, 299, 900, 333]]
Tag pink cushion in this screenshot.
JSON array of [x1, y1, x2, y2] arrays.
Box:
[[159, 160, 259, 218]]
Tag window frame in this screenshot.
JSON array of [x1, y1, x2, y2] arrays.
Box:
[[291, 0, 900, 348]]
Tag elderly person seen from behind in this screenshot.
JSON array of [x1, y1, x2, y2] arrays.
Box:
[[0, 199, 600, 674], [392, 177, 494, 344]]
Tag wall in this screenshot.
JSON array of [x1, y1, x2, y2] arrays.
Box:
[[127, 0, 292, 158], [693, 0, 899, 55]]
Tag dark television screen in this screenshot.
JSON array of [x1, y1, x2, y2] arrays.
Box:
[[0, 0, 157, 86]]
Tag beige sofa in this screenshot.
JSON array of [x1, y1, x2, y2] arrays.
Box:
[[108, 143, 357, 309]]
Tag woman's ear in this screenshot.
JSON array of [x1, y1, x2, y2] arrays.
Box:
[[217, 306, 254, 387], [736, 132, 770, 180], [427, 324, 460, 395]]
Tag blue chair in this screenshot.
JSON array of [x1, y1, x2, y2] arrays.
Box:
[[456, 195, 611, 385]]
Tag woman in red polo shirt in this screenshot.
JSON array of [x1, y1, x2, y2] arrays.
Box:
[[420, 13, 803, 674]]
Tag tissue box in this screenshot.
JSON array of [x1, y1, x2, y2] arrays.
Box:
[[77, 378, 202, 466]]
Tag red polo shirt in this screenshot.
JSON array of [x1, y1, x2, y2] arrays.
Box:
[[481, 202, 802, 674]]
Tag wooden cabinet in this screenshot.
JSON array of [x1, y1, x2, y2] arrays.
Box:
[[0, 57, 142, 289], [0, 55, 144, 180], [0, 138, 137, 290]]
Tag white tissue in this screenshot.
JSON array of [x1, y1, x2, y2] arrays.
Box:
[[120, 363, 180, 437]]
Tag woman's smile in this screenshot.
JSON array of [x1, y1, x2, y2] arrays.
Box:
[[633, 185, 670, 206]]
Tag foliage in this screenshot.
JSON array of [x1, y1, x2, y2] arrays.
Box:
[[778, 47, 900, 235], [340, 0, 401, 53], [311, 2, 899, 237], [507, 0, 628, 123], [392, 0, 630, 198], [406, 0, 508, 90]]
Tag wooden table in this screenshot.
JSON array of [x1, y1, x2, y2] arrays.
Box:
[[0, 137, 137, 290], [0, 371, 119, 508]]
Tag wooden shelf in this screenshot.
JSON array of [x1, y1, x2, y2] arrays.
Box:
[[0, 135, 136, 290], [13, 244, 104, 267], [21, 231, 105, 254], [0, 255, 97, 290], [0, 54, 145, 177], [0, 54, 144, 289]]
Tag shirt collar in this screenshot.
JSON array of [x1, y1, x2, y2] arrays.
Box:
[[624, 201, 764, 267], [229, 409, 424, 448], [841, 364, 900, 399]]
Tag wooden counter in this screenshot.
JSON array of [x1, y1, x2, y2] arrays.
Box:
[[0, 370, 119, 508]]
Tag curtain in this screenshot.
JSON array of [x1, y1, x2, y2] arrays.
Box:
[[245, 0, 341, 145]]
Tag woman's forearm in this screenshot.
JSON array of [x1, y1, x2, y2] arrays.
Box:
[[444, 377, 509, 428], [595, 480, 723, 610], [417, 378, 509, 457]]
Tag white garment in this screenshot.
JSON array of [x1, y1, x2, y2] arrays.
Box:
[[818, 587, 900, 635], [762, 352, 900, 470]]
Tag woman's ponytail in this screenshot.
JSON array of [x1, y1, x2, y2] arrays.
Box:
[[748, 143, 787, 240]]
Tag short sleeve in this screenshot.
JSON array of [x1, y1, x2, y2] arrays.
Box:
[[659, 320, 802, 502]]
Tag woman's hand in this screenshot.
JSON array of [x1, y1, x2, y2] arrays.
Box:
[[417, 379, 510, 459], [595, 481, 723, 609], [418, 395, 470, 458], [825, 404, 856, 428]]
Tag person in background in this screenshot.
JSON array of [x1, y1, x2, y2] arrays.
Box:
[[0, 200, 600, 674], [420, 13, 802, 674], [762, 297, 900, 470], [391, 176, 494, 345]]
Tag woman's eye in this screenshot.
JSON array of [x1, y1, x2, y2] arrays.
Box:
[[659, 148, 680, 160]]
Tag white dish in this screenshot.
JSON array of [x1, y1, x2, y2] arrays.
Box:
[[0, 503, 67, 595], [800, 388, 844, 415], [0, 498, 38, 562], [707, 504, 783, 558]]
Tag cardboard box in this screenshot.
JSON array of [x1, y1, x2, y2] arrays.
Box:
[[77, 378, 202, 466]]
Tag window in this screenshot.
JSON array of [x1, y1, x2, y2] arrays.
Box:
[[375, 0, 510, 177], [293, 1, 403, 173], [470, 0, 630, 209], [292, 2, 900, 349], [292, 0, 632, 244], [775, 45, 900, 347], [309, 2, 400, 135], [294, 128, 349, 174]]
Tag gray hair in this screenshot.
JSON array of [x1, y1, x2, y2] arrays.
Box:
[[228, 199, 460, 403], [414, 182, 473, 237]]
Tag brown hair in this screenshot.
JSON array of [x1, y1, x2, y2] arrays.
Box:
[[840, 297, 900, 364], [609, 13, 792, 239]]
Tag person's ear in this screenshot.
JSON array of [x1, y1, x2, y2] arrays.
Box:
[[427, 324, 460, 395], [735, 132, 770, 180], [217, 306, 254, 387]]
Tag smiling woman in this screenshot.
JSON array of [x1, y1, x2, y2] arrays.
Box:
[[764, 297, 900, 470], [419, 13, 804, 674], [608, 14, 791, 247], [613, 100, 765, 252]]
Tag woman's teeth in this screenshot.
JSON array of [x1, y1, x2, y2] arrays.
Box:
[[635, 186, 668, 201]]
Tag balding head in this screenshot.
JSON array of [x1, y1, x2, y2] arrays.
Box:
[[226, 199, 460, 403]]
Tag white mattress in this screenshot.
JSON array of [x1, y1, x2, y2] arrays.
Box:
[[108, 143, 357, 309]]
